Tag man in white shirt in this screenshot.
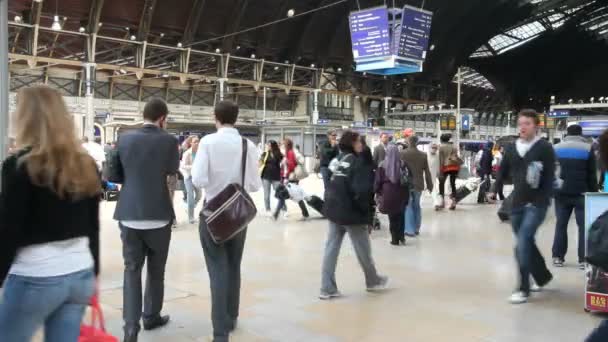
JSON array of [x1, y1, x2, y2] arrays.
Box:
[[192, 101, 261, 342], [82, 136, 106, 171]]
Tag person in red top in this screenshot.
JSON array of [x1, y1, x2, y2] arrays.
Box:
[[273, 138, 310, 220]]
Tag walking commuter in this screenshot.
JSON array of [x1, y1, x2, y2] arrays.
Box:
[[373, 133, 390, 167], [111, 98, 180, 342], [260, 140, 283, 214], [0, 86, 101, 342], [438, 134, 461, 210], [401, 136, 434, 237], [321, 130, 389, 300], [180, 136, 196, 202], [83, 136, 106, 172], [375, 145, 410, 245], [494, 146, 506, 200], [491, 109, 555, 304], [191, 101, 262, 342], [360, 136, 377, 229], [551, 124, 597, 269], [427, 143, 440, 188], [477, 142, 494, 203], [181, 136, 202, 224], [273, 138, 310, 220], [319, 130, 339, 190]]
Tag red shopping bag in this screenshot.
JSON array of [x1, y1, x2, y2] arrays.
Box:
[[79, 295, 118, 342]]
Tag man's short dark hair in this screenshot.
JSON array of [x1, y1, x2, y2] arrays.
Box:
[[567, 124, 583, 136], [440, 133, 452, 143], [143, 98, 169, 122], [518, 109, 540, 126], [214, 101, 239, 125], [408, 135, 419, 146]]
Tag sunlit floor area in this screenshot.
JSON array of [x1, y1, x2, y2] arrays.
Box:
[[62, 179, 608, 340]]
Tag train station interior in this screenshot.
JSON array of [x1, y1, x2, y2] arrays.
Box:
[[2, 0, 608, 341]]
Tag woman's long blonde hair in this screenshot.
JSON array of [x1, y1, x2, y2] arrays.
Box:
[[14, 85, 101, 198]]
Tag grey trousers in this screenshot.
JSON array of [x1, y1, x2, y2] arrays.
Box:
[[199, 219, 247, 342], [321, 221, 382, 295], [120, 223, 172, 330]]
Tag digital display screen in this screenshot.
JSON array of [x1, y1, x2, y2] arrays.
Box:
[[349, 6, 392, 61], [397, 5, 433, 61]]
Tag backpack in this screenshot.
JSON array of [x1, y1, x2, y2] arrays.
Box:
[[587, 210, 608, 271]]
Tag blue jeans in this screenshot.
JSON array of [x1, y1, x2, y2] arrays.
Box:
[[552, 194, 585, 262], [320, 167, 332, 191], [511, 205, 553, 295], [262, 179, 281, 212], [184, 176, 201, 221], [0, 268, 95, 342], [587, 320, 608, 342], [405, 191, 422, 235]]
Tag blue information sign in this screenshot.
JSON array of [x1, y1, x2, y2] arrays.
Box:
[[348, 7, 391, 62], [548, 110, 570, 118], [462, 114, 471, 131], [397, 5, 433, 61], [580, 121, 608, 136]]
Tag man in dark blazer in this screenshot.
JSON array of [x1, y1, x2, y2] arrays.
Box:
[[110, 98, 180, 342], [400, 135, 433, 236], [373, 133, 389, 167]]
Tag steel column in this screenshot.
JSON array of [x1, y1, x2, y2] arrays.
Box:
[[0, 0, 8, 161], [84, 63, 96, 140]]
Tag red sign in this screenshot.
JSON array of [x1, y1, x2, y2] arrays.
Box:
[[586, 292, 608, 312]]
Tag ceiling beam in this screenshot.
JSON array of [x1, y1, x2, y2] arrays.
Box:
[[138, 0, 158, 42], [221, 0, 249, 52], [183, 0, 206, 44], [88, 0, 105, 34], [256, 0, 291, 58]]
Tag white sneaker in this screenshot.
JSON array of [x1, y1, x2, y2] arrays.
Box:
[[319, 292, 342, 300], [367, 276, 389, 292], [530, 283, 543, 292], [509, 291, 529, 304]]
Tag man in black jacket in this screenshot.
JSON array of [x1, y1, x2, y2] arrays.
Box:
[[491, 109, 555, 305], [319, 130, 339, 190], [552, 125, 597, 269]]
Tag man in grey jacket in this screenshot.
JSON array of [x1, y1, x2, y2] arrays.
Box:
[[400, 135, 433, 236], [373, 133, 389, 167], [111, 98, 180, 342]]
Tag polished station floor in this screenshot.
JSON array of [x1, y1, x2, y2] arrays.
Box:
[[74, 179, 605, 340]]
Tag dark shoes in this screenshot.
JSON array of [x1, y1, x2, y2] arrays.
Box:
[[143, 315, 171, 331]]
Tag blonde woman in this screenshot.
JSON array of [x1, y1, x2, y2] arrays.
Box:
[[180, 136, 202, 223], [0, 86, 101, 341]]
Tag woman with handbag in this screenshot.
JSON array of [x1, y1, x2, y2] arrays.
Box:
[[273, 138, 309, 220], [438, 134, 462, 210], [375, 145, 410, 245], [0, 86, 100, 342], [260, 140, 283, 215]]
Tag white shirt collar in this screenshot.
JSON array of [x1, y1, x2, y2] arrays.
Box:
[[217, 127, 238, 135], [143, 120, 158, 127]]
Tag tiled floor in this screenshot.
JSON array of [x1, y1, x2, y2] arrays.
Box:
[[51, 179, 608, 340]]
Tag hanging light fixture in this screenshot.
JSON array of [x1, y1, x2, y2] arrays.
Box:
[[51, 0, 61, 31]]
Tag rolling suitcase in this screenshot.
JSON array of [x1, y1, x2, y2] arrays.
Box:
[[477, 178, 492, 203], [454, 186, 472, 203], [497, 193, 513, 222], [305, 195, 325, 217]]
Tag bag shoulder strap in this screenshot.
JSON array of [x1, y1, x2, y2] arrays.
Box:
[[241, 138, 248, 186]]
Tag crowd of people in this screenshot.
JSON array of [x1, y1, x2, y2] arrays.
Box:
[[2, 85, 608, 341]]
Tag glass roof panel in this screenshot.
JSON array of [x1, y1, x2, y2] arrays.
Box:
[[453, 67, 495, 90]]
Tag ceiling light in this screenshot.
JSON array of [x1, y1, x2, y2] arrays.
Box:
[[251, 54, 256, 58], [125, 27, 130, 31], [310, 64, 315, 68], [130, 35, 136, 41], [274, 66, 279, 70], [215, 48, 221, 53], [119, 69, 127, 75], [177, 42, 183, 48], [568, 99, 573, 104], [337, 68, 342, 72], [98, 22, 103, 27], [236, 46, 241, 50], [79, 27, 86, 33], [429, 44, 435, 51], [591, 97, 595, 103], [14, 15, 22, 23], [51, 15, 62, 31], [162, 73, 169, 78], [284, 60, 289, 64], [287, 9, 295, 17], [160, 33, 165, 37]]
